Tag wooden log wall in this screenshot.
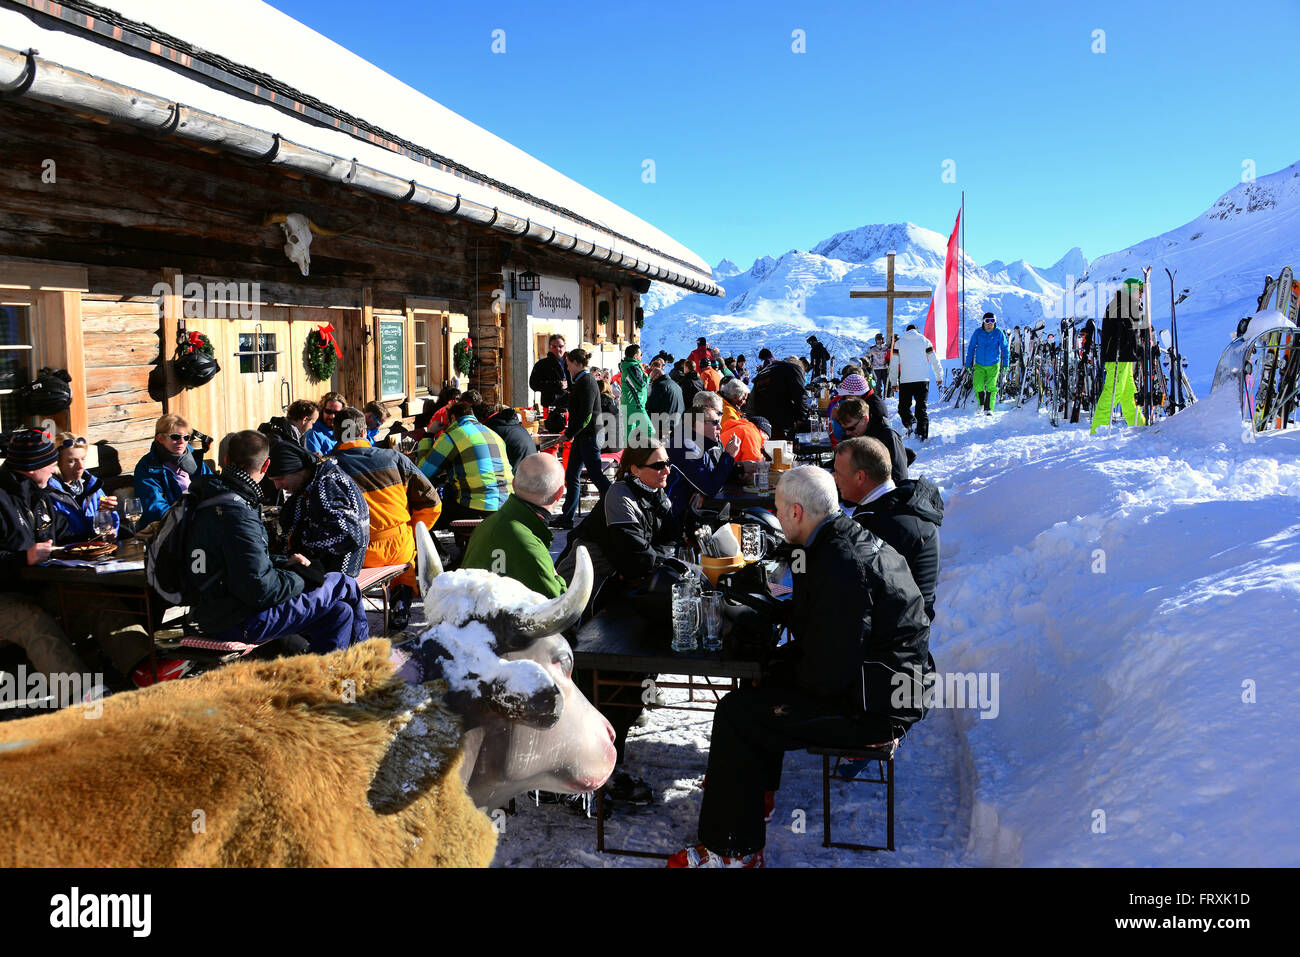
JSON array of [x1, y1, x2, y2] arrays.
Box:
[[80, 295, 163, 471]]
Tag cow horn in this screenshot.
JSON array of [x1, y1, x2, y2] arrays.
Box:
[[262, 212, 289, 226], [415, 521, 443, 600], [511, 545, 591, 640], [304, 216, 343, 237]]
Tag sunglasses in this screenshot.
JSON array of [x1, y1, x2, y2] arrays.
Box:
[[59, 437, 88, 449], [164, 433, 194, 443], [641, 460, 671, 472]]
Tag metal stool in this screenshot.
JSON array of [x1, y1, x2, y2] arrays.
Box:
[[807, 738, 898, 852]]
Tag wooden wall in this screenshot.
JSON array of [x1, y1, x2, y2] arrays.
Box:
[[79, 295, 162, 469], [0, 96, 661, 446]]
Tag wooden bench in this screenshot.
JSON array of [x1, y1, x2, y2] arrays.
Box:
[[808, 738, 900, 852], [448, 519, 484, 554], [356, 564, 409, 635]]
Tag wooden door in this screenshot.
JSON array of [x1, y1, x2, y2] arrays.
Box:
[[223, 312, 290, 434]]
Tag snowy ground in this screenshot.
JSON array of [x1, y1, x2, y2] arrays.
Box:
[[425, 386, 1300, 868]]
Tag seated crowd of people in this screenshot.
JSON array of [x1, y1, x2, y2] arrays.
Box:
[[2, 332, 943, 868]]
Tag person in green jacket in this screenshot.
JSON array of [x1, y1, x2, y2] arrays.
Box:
[[460, 452, 568, 598], [618, 343, 653, 445]]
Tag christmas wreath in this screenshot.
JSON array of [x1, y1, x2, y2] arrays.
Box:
[[598, 301, 612, 325], [453, 336, 475, 376], [306, 323, 341, 382], [634, 307, 645, 330], [182, 330, 214, 357]]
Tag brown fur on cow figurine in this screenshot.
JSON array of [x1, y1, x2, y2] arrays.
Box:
[[0, 640, 497, 867]]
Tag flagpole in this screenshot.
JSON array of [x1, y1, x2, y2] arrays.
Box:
[[961, 190, 966, 367]]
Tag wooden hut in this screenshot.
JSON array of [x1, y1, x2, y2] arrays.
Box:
[[0, 0, 720, 468]]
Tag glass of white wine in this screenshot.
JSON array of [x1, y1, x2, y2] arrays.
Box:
[[123, 497, 143, 538]]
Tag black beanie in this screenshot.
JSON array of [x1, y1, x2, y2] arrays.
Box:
[[266, 439, 315, 478]]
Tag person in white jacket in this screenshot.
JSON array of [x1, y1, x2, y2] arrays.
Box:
[[889, 324, 945, 440]]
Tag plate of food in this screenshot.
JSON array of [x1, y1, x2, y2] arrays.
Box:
[[59, 541, 118, 560]]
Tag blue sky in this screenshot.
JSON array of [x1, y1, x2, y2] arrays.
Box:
[[273, 0, 1297, 274]]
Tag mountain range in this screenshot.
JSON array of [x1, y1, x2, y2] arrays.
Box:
[[643, 162, 1300, 390]]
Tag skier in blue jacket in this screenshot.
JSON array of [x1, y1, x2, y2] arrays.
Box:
[[964, 312, 1010, 414]]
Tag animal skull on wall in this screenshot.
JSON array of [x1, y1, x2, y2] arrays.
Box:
[[263, 213, 342, 277], [280, 212, 313, 276]]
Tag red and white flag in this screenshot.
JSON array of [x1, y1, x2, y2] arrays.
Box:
[[924, 209, 962, 360]]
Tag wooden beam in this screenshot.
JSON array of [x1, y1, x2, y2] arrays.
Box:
[[363, 286, 376, 403], [159, 267, 185, 419]]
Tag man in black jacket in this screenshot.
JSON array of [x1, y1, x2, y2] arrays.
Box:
[[833, 437, 943, 621], [0, 428, 176, 690], [480, 403, 537, 470], [807, 335, 831, 378], [184, 430, 368, 653], [671, 466, 932, 867], [528, 333, 571, 411], [1091, 278, 1150, 434], [748, 356, 809, 440], [645, 360, 684, 438], [831, 395, 909, 486], [554, 349, 611, 529]]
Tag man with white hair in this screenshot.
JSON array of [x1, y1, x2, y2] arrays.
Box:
[[460, 453, 568, 599], [670, 466, 933, 868]]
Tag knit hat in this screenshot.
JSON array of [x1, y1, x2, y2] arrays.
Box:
[[983, 312, 996, 323], [837, 373, 871, 396], [4, 428, 57, 471], [266, 439, 315, 478], [748, 416, 773, 437], [1122, 277, 1144, 290]]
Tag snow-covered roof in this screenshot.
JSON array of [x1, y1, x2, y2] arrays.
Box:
[[0, 0, 720, 294]]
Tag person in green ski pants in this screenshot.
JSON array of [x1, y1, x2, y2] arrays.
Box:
[[1091, 278, 1149, 434], [618, 343, 653, 444], [964, 312, 1010, 414]]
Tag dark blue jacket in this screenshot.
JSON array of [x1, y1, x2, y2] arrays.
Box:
[[666, 434, 735, 521]]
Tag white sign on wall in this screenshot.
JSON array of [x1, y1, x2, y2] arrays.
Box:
[[531, 276, 581, 321]]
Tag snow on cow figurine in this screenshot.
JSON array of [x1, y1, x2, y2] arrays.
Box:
[[0, 528, 613, 867]]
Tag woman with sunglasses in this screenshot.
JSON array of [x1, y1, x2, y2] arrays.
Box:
[[46, 433, 120, 542], [555, 435, 682, 807], [133, 413, 214, 526]]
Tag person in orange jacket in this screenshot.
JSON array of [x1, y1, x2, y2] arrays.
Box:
[[332, 407, 441, 629]]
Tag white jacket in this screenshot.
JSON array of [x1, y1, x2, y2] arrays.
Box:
[[889, 328, 944, 386]]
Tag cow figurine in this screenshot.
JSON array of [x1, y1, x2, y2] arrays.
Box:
[[393, 524, 617, 810], [0, 533, 613, 867]]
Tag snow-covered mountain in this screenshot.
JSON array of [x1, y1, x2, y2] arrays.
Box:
[[643, 225, 1081, 368], [645, 161, 1300, 391]]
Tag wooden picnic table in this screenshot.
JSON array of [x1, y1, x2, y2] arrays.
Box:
[[20, 542, 161, 636]]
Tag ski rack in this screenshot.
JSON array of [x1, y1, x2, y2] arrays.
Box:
[[1212, 322, 1300, 433]]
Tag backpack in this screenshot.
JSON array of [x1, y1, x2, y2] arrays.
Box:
[[145, 491, 241, 604]]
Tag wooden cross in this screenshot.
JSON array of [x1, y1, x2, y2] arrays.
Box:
[[849, 250, 933, 346]]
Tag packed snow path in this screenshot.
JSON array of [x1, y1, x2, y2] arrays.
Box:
[[417, 387, 1299, 866]]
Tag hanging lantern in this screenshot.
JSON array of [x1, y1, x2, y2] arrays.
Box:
[[517, 270, 541, 292]]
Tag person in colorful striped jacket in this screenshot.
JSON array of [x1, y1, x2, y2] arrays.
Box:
[[333, 407, 442, 630], [416, 390, 514, 527]]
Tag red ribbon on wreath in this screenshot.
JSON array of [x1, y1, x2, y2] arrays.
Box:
[[317, 323, 343, 359], [187, 330, 204, 352]]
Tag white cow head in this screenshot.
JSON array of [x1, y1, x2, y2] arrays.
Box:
[[398, 524, 616, 809]]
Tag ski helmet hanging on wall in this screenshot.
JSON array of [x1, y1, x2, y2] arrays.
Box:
[[18, 368, 73, 415], [175, 330, 220, 387]]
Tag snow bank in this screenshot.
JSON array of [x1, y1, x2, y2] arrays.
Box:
[[922, 399, 1300, 866]]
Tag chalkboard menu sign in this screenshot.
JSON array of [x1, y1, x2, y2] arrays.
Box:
[[379, 319, 405, 398]]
